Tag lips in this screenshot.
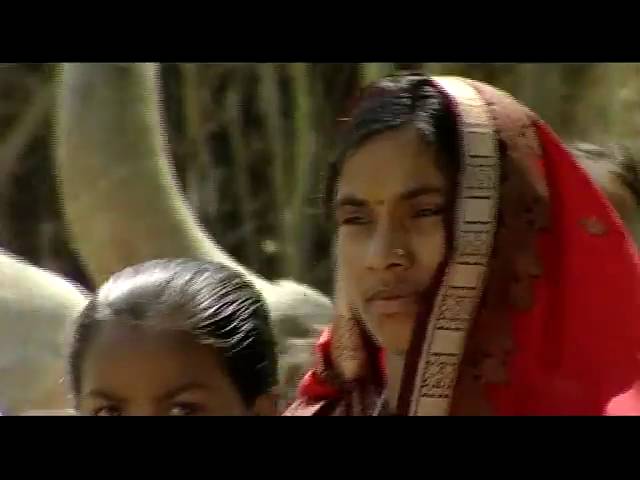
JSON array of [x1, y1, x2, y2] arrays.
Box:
[[366, 288, 419, 315]]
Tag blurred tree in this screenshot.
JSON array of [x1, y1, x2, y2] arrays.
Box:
[[0, 62, 638, 406], [1, 62, 637, 293]]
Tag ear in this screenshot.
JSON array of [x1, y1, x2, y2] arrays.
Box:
[[252, 390, 280, 416]]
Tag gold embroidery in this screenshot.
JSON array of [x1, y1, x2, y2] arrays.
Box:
[[449, 79, 549, 416], [464, 166, 498, 190], [462, 198, 495, 223], [437, 290, 476, 328], [430, 330, 466, 355], [466, 130, 496, 157], [419, 355, 459, 397], [459, 231, 492, 256], [448, 264, 486, 289], [409, 77, 500, 416]]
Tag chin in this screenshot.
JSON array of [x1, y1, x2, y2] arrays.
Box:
[[371, 312, 415, 354]]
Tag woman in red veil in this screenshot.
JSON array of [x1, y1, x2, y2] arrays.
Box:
[[285, 74, 640, 416]]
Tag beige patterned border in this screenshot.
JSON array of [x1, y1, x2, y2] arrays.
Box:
[[409, 77, 500, 416]]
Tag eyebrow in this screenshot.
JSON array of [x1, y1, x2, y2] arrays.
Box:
[[85, 389, 126, 403], [157, 382, 212, 402], [336, 195, 368, 209], [84, 382, 212, 403], [398, 185, 444, 201], [336, 185, 444, 208]]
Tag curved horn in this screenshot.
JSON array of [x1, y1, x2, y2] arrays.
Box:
[[53, 64, 332, 361], [53, 63, 267, 289]]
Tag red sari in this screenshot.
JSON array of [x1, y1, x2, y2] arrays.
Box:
[[285, 76, 640, 416]]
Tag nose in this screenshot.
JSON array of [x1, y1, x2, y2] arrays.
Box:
[[128, 404, 158, 416], [365, 222, 412, 271]]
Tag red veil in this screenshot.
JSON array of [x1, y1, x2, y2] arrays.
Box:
[[285, 77, 640, 416]]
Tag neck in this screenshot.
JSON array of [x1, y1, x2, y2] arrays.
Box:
[[383, 350, 406, 414]]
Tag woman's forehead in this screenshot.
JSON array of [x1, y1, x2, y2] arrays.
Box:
[[337, 127, 445, 203]]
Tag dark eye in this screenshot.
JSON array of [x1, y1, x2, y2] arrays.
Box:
[[413, 206, 444, 218], [168, 403, 201, 416], [340, 215, 370, 226], [93, 405, 122, 416]]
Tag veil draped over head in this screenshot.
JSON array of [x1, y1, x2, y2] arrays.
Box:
[[285, 77, 640, 416]]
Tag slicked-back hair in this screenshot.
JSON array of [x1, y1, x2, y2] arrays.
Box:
[[69, 258, 277, 407]]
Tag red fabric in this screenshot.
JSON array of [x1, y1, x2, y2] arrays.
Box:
[[298, 328, 341, 400], [486, 122, 640, 415], [297, 325, 386, 402], [295, 121, 640, 415]]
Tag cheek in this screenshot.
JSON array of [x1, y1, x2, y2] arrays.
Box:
[[411, 220, 447, 274], [335, 232, 369, 312], [336, 230, 367, 277]]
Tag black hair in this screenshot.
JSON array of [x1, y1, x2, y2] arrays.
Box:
[[68, 258, 277, 407], [325, 73, 460, 217]]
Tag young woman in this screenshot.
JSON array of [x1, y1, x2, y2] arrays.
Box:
[[69, 258, 278, 416], [285, 74, 640, 416]]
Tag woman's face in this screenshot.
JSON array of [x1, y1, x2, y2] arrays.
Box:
[[77, 322, 271, 416], [335, 126, 449, 354]]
